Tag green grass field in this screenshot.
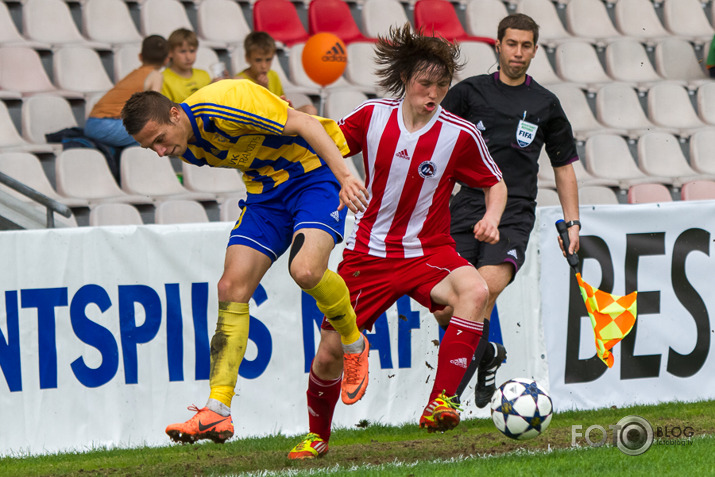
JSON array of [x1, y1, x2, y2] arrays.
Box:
[[2, 400, 713, 476]]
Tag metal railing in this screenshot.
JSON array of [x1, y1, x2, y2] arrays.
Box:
[[0, 171, 72, 228]]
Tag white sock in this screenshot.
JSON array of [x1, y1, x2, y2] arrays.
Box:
[[205, 398, 231, 417], [342, 334, 365, 354]]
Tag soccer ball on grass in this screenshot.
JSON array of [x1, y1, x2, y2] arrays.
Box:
[[490, 378, 553, 440]]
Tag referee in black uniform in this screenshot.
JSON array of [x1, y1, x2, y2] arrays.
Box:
[[438, 13, 581, 408]]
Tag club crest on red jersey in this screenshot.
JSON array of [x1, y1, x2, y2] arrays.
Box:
[[418, 160, 437, 178]]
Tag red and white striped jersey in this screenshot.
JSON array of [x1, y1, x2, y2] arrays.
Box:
[[339, 98, 502, 258]]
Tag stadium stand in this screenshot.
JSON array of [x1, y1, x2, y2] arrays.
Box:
[[55, 148, 153, 205], [0, 101, 57, 155], [413, 0, 495, 45], [612, 0, 671, 45], [181, 162, 247, 202], [0, 152, 89, 208], [526, 49, 566, 87], [578, 185, 621, 205], [627, 182, 674, 204], [154, 199, 210, 224], [0, 0, 50, 50], [661, 0, 715, 46], [464, 0, 509, 40], [219, 197, 242, 222], [680, 179, 715, 201], [689, 128, 715, 175], [604, 39, 670, 92], [252, 0, 310, 48], [308, 0, 373, 44], [636, 132, 703, 186], [554, 41, 618, 92], [535, 187, 560, 207], [361, 0, 410, 40], [196, 0, 252, 53], [112, 44, 143, 83], [324, 90, 368, 122], [595, 82, 676, 139], [548, 83, 628, 141], [564, 0, 622, 45], [23, 0, 112, 51], [21, 95, 77, 148], [82, 0, 143, 47], [583, 134, 660, 189], [654, 37, 711, 89], [343, 42, 382, 95], [455, 41, 499, 81], [120, 147, 216, 202], [89, 202, 144, 226], [647, 82, 710, 138], [53, 46, 115, 99], [0, 47, 84, 99], [516, 0, 579, 47], [696, 82, 715, 126]]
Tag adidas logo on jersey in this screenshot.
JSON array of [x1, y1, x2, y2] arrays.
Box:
[[395, 149, 410, 160], [330, 210, 340, 222], [450, 357, 469, 369], [322, 43, 347, 62], [476, 120, 486, 131], [507, 249, 518, 260]]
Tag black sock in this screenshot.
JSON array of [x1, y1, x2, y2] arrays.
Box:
[[477, 320, 493, 363]]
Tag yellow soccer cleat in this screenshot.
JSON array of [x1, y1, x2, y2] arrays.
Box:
[[288, 433, 329, 460], [419, 391, 462, 433]]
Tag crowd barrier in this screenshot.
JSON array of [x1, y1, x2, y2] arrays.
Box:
[[0, 202, 713, 455]]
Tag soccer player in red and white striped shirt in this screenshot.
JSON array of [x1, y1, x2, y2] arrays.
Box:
[[288, 24, 508, 459]]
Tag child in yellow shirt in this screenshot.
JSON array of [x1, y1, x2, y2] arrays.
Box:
[[161, 28, 212, 102]]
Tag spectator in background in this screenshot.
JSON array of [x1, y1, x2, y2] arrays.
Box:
[[236, 31, 318, 115], [84, 34, 168, 149], [161, 28, 212, 102]]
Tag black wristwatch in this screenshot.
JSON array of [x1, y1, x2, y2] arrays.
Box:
[[565, 220, 581, 230]]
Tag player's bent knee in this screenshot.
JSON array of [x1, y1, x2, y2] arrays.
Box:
[[217, 276, 252, 303], [312, 344, 344, 378]]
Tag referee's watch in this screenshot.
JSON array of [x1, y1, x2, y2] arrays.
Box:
[[565, 220, 581, 230]]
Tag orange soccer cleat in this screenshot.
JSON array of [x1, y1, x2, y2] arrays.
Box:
[[419, 391, 462, 433], [341, 334, 370, 404], [165, 405, 234, 444]]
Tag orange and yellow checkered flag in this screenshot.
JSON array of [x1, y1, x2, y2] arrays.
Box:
[[576, 273, 637, 368]]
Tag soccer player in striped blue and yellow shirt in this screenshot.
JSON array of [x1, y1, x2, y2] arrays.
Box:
[[122, 79, 371, 444]]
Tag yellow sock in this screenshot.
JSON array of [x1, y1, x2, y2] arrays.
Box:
[[208, 301, 250, 407], [304, 270, 361, 345]]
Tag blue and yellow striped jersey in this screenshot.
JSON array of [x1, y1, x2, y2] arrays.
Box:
[[180, 79, 349, 196]]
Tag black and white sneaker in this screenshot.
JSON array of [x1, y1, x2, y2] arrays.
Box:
[[475, 343, 507, 408]]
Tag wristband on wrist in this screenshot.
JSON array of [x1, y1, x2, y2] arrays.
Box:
[[566, 220, 581, 229]]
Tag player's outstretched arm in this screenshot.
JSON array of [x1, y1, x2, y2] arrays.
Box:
[[474, 180, 507, 244], [283, 108, 368, 213]]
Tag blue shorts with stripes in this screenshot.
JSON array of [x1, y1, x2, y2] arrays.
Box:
[[227, 167, 347, 261]]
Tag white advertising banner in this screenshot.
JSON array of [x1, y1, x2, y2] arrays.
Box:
[[0, 219, 545, 456], [538, 202, 715, 411]]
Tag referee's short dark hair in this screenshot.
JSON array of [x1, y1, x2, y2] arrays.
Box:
[[498, 14, 540, 45]]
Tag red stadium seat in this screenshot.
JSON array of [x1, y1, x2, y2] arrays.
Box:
[[253, 0, 309, 47], [413, 0, 495, 46], [308, 0, 374, 44]]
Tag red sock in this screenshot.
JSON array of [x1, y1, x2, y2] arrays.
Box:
[[430, 316, 483, 401], [307, 369, 341, 442]]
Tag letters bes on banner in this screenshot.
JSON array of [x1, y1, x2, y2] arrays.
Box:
[[538, 203, 715, 411]]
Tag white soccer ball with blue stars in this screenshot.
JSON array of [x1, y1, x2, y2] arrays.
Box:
[[490, 378, 553, 440]]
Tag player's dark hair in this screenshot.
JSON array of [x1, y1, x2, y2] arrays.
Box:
[[244, 31, 277, 56], [121, 91, 179, 136], [497, 13, 540, 45], [374, 23, 463, 98], [141, 35, 169, 66]]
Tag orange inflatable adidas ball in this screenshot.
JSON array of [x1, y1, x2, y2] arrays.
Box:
[[301, 32, 347, 87]]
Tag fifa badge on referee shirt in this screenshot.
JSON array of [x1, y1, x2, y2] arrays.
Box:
[[516, 119, 538, 148]]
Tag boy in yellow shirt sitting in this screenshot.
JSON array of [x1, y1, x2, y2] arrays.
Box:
[[237, 31, 318, 115], [161, 28, 212, 102]]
